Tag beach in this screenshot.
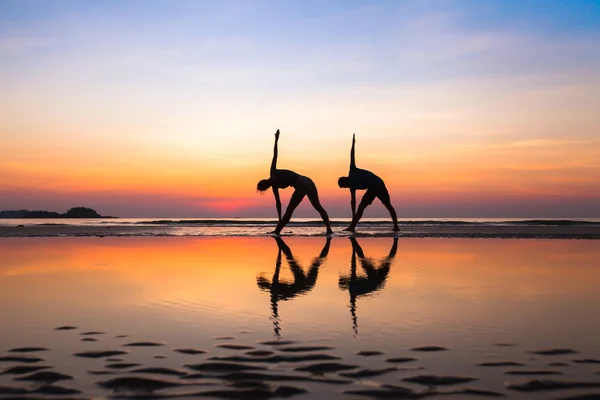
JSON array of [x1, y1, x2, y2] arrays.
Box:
[[1, 218, 600, 238], [3, 0, 600, 397], [1, 236, 600, 399]]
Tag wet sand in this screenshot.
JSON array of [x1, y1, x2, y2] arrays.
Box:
[[2, 236, 600, 398], [2, 326, 600, 399], [2, 224, 600, 238]]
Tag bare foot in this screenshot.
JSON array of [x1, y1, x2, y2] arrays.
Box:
[[268, 230, 281, 236], [326, 229, 334, 235], [392, 226, 400, 232], [343, 227, 355, 232]]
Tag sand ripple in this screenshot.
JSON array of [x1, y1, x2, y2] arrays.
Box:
[[208, 353, 340, 363], [0, 356, 44, 363], [506, 379, 600, 392], [410, 346, 448, 352], [97, 376, 185, 391], [73, 350, 128, 358], [7, 347, 48, 353], [402, 374, 477, 386], [14, 371, 73, 383], [3, 325, 599, 399], [174, 348, 207, 355], [529, 349, 579, 356], [130, 367, 188, 376], [216, 344, 255, 350], [505, 370, 562, 375], [1, 365, 51, 375], [185, 362, 265, 372], [295, 362, 359, 374], [356, 350, 384, 357]]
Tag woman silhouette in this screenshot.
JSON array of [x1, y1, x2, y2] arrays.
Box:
[[257, 130, 333, 235]]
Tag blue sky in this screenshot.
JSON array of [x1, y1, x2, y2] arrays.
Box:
[[3, 1, 599, 86], [1, 0, 599, 217]]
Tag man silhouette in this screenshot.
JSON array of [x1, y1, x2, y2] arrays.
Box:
[[338, 134, 399, 232]]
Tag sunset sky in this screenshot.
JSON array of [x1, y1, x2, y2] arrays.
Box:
[[1, 0, 599, 218]]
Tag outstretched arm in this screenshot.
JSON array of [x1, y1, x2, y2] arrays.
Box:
[[270, 129, 280, 174], [350, 133, 356, 170], [309, 237, 332, 268], [376, 237, 399, 273], [318, 236, 332, 259], [273, 187, 282, 221], [350, 189, 356, 218], [387, 237, 399, 259]]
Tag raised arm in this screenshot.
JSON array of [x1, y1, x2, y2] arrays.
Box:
[[273, 187, 282, 221], [387, 237, 399, 259], [350, 189, 356, 218], [349, 133, 356, 170], [318, 236, 332, 259], [270, 129, 280, 174], [309, 237, 332, 269]]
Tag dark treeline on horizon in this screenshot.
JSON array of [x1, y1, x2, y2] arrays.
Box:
[[0, 207, 114, 219]]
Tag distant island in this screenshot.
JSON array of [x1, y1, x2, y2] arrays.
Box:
[[0, 207, 116, 219]]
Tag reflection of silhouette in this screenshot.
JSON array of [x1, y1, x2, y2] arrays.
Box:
[[339, 237, 398, 336], [256, 130, 332, 235], [257, 237, 331, 337]]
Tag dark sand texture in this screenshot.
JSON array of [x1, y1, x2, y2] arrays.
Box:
[[2, 327, 600, 400]]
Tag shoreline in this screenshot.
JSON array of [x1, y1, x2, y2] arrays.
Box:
[[1, 224, 600, 238]]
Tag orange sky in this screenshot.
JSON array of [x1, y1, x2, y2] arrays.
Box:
[[1, 1, 599, 217]]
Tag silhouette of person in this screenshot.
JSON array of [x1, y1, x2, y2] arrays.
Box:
[[339, 237, 398, 335], [257, 130, 333, 235], [338, 134, 399, 232], [257, 236, 331, 337]]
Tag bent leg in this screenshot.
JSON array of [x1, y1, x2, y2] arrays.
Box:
[[307, 190, 333, 234], [274, 190, 305, 234], [384, 202, 399, 231]]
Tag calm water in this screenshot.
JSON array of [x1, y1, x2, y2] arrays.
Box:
[[2, 217, 599, 238], [1, 237, 600, 398]]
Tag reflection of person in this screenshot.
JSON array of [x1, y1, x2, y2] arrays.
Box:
[[338, 134, 399, 232], [257, 236, 331, 337], [257, 130, 332, 235], [339, 237, 399, 335]]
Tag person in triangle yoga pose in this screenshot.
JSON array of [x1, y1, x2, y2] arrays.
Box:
[[338, 134, 400, 232], [257, 130, 333, 235]]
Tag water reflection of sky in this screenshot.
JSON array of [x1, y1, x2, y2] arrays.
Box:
[[1, 237, 600, 355]]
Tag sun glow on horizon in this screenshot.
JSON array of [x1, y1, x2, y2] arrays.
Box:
[[1, 1, 599, 217]]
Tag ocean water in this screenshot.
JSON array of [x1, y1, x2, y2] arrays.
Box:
[[1, 217, 599, 237], [1, 236, 599, 398]]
